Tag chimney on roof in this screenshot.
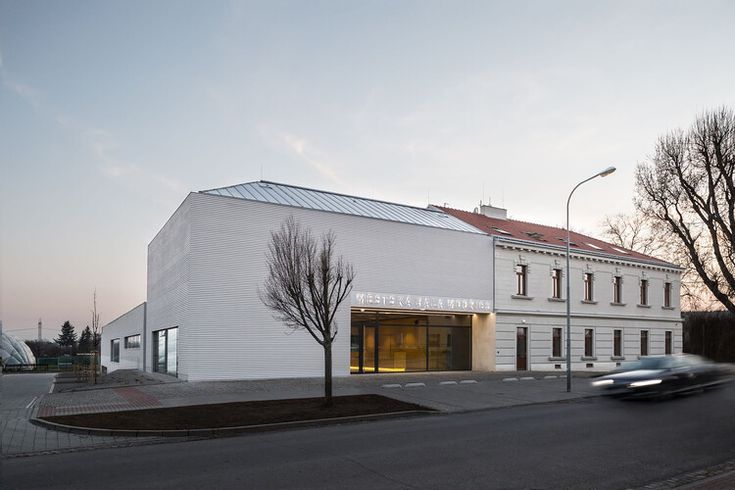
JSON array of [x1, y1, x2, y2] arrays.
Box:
[[478, 203, 508, 220]]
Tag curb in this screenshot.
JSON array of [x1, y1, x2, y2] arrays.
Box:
[[30, 409, 436, 438]]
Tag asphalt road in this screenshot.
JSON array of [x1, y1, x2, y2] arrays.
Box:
[[3, 383, 735, 489]]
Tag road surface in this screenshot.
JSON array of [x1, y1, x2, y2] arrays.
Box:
[[3, 382, 735, 489]]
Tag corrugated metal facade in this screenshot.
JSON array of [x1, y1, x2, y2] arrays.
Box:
[[101, 302, 146, 372]]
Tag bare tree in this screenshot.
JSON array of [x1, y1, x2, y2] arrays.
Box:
[[601, 213, 664, 256], [635, 107, 735, 313], [260, 216, 355, 406], [602, 212, 719, 311], [91, 289, 101, 384]]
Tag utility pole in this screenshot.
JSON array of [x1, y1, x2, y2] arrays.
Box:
[[38, 318, 42, 342]]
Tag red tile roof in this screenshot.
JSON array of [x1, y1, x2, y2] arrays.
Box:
[[437, 206, 676, 267]]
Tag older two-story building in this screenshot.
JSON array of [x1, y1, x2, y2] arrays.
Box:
[[441, 205, 682, 372], [101, 181, 682, 380]]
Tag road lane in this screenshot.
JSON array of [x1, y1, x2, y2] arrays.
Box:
[[4, 382, 735, 489]]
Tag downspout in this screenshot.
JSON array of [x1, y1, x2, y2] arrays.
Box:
[[143, 302, 147, 372], [492, 236, 497, 312]]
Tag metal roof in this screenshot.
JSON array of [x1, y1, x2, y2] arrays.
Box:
[[199, 181, 483, 234]]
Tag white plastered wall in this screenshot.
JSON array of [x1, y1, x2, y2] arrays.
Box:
[[492, 244, 682, 372]]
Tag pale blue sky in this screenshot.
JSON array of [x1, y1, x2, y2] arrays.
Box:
[[2, 0, 734, 339]]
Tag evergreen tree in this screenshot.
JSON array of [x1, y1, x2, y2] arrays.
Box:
[[78, 326, 92, 353], [55, 321, 78, 353]]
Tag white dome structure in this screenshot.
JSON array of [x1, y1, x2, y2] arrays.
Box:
[[0, 332, 36, 366]]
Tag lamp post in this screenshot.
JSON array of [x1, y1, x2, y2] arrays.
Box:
[[566, 166, 616, 392]]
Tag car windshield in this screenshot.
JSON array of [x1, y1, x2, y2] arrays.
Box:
[[622, 357, 675, 370]]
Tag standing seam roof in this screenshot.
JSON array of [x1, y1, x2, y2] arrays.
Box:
[[199, 181, 483, 234]]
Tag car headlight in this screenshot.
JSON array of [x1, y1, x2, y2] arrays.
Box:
[[592, 379, 614, 387], [629, 379, 663, 388]]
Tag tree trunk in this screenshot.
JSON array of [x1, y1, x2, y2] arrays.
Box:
[[324, 342, 333, 407]]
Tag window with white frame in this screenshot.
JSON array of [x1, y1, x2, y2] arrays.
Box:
[[640, 279, 649, 306], [552, 327, 562, 358], [640, 330, 649, 356], [516, 264, 528, 296], [664, 282, 672, 308], [613, 329, 622, 357], [584, 273, 594, 301], [584, 329, 594, 357], [551, 269, 562, 299], [613, 276, 623, 304]]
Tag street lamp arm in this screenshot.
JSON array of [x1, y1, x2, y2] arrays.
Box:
[[565, 166, 616, 393]]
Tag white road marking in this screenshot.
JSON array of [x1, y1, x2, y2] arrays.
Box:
[[26, 396, 38, 409]]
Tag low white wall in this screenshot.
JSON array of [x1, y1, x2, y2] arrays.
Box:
[[101, 302, 146, 373]]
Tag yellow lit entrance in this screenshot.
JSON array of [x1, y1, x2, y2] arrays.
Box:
[[350, 311, 471, 373]]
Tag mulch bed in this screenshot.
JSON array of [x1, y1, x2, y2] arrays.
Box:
[[40, 394, 432, 430]]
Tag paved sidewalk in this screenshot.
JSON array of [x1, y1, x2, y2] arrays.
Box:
[[4, 370, 598, 457]]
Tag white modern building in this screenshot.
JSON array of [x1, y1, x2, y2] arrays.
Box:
[[101, 181, 682, 380]]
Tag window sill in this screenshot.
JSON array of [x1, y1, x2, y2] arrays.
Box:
[[611, 356, 626, 361], [548, 356, 567, 361], [637, 304, 651, 308], [610, 302, 626, 307], [580, 300, 598, 305], [581, 356, 597, 361], [547, 297, 565, 303], [511, 295, 534, 300], [662, 306, 675, 310]]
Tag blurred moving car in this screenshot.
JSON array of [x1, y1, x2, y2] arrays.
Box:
[[591, 354, 733, 399]]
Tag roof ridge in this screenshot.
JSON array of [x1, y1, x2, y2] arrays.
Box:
[[204, 180, 448, 215], [436, 205, 676, 267]]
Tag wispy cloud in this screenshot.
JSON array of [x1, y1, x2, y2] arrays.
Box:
[[0, 46, 43, 108], [281, 133, 345, 187]]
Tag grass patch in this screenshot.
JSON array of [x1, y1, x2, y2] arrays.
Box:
[[41, 394, 431, 430]]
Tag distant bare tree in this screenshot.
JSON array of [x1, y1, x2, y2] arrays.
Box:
[[601, 213, 663, 257], [260, 216, 355, 406], [602, 212, 719, 311], [635, 107, 735, 313], [91, 289, 101, 383]]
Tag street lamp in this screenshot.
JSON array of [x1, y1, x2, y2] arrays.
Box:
[[566, 166, 616, 392]]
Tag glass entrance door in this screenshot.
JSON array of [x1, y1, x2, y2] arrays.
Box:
[[351, 312, 471, 373]]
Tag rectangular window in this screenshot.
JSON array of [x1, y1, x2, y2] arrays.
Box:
[[584, 273, 594, 301], [613, 276, 623, 304], [640, 279, 649, 306], [665, 331, 672, 355], [516, 264, 528, 296], [551, 269, 562, 299], [110, 339, 120, 362], [613, 329, 622, 357], [584, 329, 594, 357], [552, 327, 562, 358], [124, 334, 141, 349], [664, 282, 672, 308], [640, 330, 649, 356]]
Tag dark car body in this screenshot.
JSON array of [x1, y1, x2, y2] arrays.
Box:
[[591, 354, 732, 399]]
